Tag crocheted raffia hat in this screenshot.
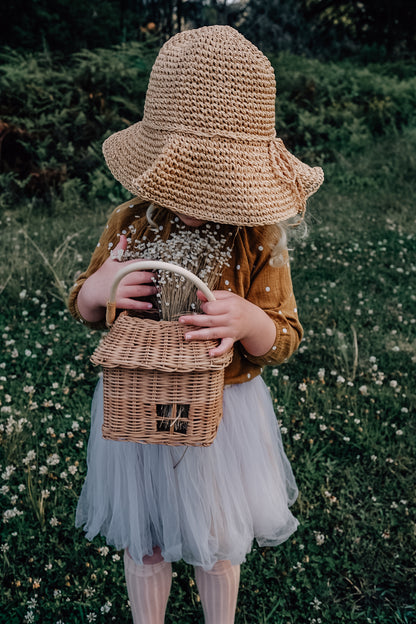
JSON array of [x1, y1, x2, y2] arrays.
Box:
[[103, 25, 324, 226]]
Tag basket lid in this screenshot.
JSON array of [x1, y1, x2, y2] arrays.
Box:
[[90, 314, 233, 372]]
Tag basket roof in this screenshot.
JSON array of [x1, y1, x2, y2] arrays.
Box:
[[91, 314, 233, 372]]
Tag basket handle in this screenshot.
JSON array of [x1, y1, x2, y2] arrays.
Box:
[[106, 260, 216, 327]]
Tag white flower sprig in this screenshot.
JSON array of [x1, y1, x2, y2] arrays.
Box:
[[119, 217, 235, 321]]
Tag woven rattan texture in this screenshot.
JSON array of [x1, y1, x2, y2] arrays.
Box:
[[102, 25, 324, 226], [91, 313, 233, 446], [101, 368, 225, 446], [91, 314, 232, 371]]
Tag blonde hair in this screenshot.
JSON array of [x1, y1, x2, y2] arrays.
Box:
[[269, 218, 308, 268], [146, 203, 159, 229]]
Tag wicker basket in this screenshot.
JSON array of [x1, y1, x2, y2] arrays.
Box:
[[90, 261, 233, 446]]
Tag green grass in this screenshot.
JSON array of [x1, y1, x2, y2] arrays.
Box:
[[1, 122, 416, 624]]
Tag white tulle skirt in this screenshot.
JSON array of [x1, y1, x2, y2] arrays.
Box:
[[76, 375, 299, 570]]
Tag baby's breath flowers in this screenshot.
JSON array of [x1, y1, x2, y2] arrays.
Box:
[[115, 217, 234, 321]]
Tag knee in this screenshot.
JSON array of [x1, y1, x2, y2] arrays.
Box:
[[126, 546, 164, 565], [196, 559, 237, 576], [143, 546, 164, 565], [207, 560, 233, 574]]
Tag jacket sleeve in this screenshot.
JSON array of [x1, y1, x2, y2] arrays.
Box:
[[67, 199, 146, 329], [241, 232, 303, 367]]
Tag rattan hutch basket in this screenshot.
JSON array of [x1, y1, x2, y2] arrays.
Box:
[[90, 261, 233, 446]]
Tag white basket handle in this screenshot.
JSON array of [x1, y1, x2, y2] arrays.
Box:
[[106, 260, 216, 326]]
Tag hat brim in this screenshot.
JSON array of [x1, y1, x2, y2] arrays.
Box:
[[103, 122, 324, 226]]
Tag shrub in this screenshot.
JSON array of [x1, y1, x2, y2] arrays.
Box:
[[1, 44, 415, 210]]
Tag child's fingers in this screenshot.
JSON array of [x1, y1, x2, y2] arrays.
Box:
[[117, 298, 154, 311], [116, 234, 128, 250], [121, 284, 158, 298], [211, 290, 242, 301], [183, 325, 233, 343], [110, 235, 128, 259], [196, 290, 209, 302], [121, 270, 157, 286], [208, 337, 234, 358], [179, 312, 228, 327], [196, 290, 237, 307], [182, 325, 235, 356]]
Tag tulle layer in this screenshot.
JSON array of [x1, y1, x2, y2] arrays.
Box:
[[76, 375, 298, 570]]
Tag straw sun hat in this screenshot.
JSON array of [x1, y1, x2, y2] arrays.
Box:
[[103, 25, 324, 226]]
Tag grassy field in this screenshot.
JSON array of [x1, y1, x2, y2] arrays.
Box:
[[1, 54, 416, 622]]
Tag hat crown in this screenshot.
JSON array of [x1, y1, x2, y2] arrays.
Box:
[[143, 26, 276, 138]]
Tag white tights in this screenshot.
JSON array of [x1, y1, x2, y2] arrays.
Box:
[[194, 559, 240, 624], [124, 550, 240, 624]]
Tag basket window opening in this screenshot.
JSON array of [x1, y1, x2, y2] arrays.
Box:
[[156, 404, 190, 434]]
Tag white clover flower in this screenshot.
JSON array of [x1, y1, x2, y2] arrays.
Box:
[[22, 450, 36, 465], [3, 507, 24, 523], [1, 465, 16, 480], [311, 596, 323, 609], [98, 546, 109, 557], [324, 491, 337, 504], [46, 454, 60, 466], [100, 602, 112, 614]]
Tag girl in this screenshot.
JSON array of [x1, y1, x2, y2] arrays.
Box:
[[69, 25, 323, 624]]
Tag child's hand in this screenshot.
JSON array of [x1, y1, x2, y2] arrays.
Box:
[[77, 236, 157, 323], [179, 291, 276, 358]]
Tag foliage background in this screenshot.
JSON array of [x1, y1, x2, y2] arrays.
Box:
[[0, 2, 415, 623]]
